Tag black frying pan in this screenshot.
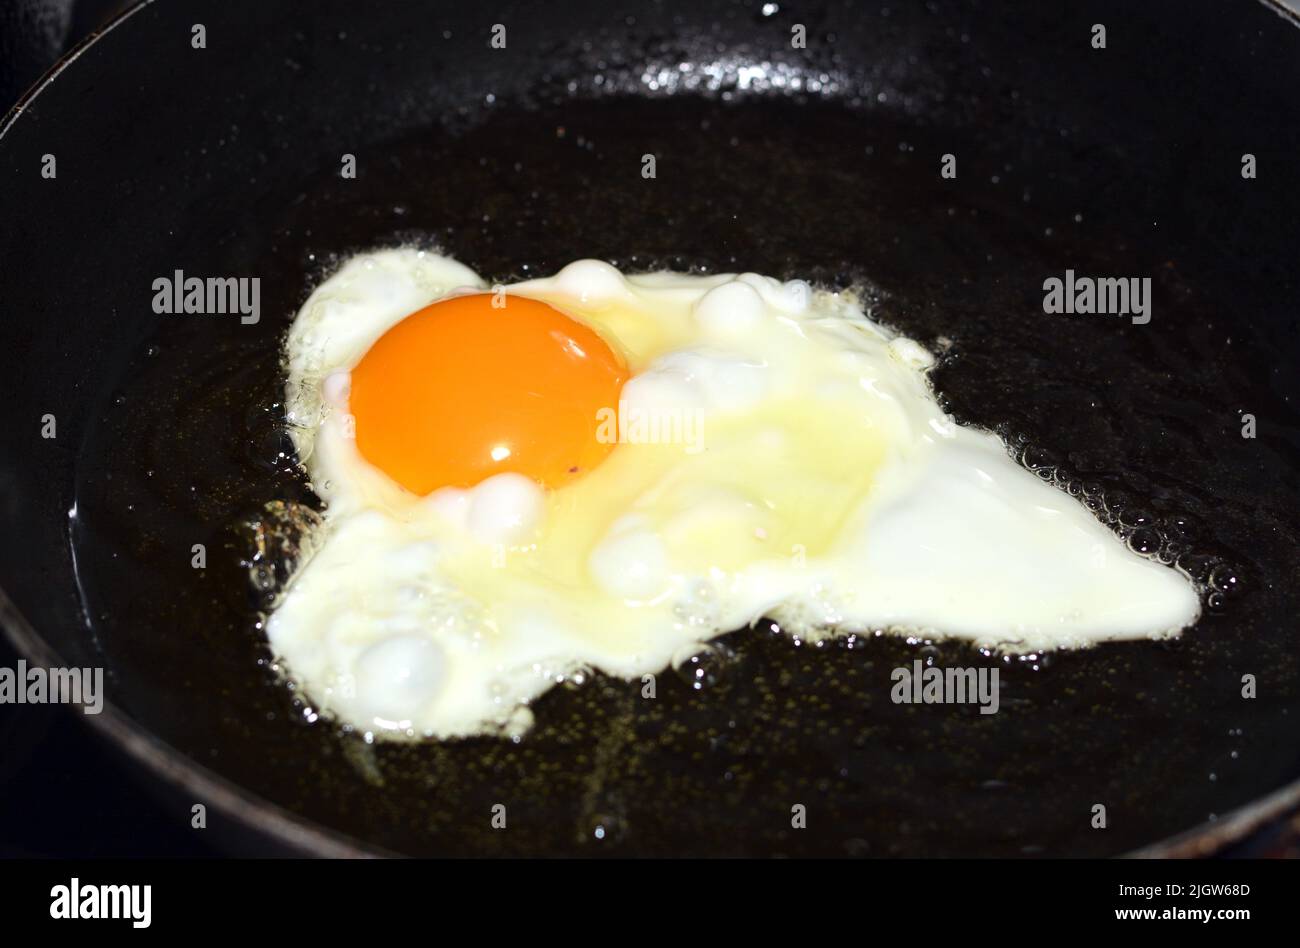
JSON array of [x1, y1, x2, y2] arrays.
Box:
[[2, 0, 1300, 857]]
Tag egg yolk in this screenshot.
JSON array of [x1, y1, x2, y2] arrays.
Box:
[[349, 293, 629, 495]]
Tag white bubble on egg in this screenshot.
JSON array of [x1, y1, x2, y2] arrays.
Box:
[[353, 634, 447, 724], [551, 259, 629, 304], [322, 371, 351, 408], [589, 515, 671, 602], [464, 473, 546, 545], [694, 280, 766, 333]]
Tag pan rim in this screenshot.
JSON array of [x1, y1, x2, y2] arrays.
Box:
[[0, 0, 1296, 860], [1, 0, 150, 140], [0, 583, 384, 856]]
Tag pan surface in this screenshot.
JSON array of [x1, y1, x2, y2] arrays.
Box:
[[2, 0, 1300, 856]]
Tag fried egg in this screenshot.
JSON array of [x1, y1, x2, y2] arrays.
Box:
[[269, 248, 1200, 738]]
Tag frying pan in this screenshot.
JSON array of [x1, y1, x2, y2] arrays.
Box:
[[2, 0, 1300, 857]]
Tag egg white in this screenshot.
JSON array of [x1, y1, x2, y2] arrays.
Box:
[[269, 248, 1200, 738]]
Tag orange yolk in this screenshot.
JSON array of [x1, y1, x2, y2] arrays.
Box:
[[349, 293, 629, 495]]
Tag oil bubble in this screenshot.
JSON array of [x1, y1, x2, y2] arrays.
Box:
[[671, 640, 737, 690], [1209, 564, 1242, 598], [1119, 507, 1156, 530], [1127, 527, 1161, 556], [1176, 551, 1215, 584]]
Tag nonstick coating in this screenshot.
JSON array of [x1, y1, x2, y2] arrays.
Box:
[[2, 0, 1300, 856]]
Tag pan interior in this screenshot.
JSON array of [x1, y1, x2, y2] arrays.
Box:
[[1, 0, 1297, 856], [70, 89, 1300, 855]]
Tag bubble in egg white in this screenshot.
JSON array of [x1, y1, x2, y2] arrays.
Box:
[[625, 349, 769, 419], [552, 259, 628, 304], [465, 473, 546, 545], [589, 516, 671, 601], [423, 486, 472, 531], [353, 634, 447, 723], [322, 371, 351, 408], [694, 280, 766, 333], [779, 279, 812, 311]]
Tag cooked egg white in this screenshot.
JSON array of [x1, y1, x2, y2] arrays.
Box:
[[269, 248, 1200, 738]]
